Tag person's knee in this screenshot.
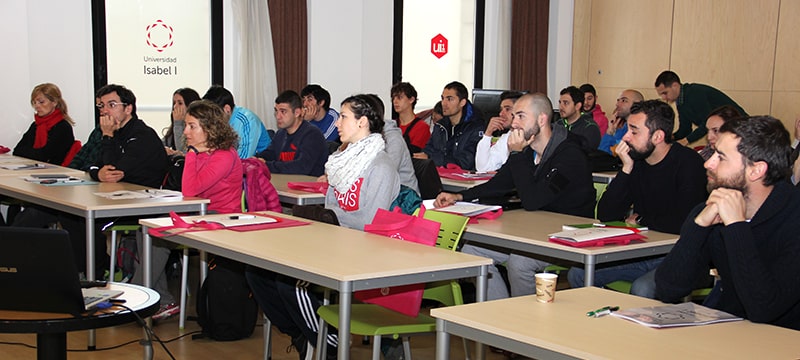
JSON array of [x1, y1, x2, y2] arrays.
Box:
[[630, 270, 657, 299], [568, 267, 585, 288]]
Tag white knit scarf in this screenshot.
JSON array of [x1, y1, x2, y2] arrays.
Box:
[[325, 133, 386, 193]]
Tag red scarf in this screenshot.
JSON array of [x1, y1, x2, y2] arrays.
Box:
[[33, 108, 63, 149]]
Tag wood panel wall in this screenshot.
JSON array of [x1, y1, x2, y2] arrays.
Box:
[[571, 0, 799, 140]]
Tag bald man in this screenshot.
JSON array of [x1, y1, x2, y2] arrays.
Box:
[[598, 89, 645, 155]]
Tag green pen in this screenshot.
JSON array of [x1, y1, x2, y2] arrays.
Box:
[[587, 305, 620, 317]]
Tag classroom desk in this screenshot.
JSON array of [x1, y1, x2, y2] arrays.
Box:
[[462, 210, 678, 286], [440, 177, 488, 192], [0, 283, 159, 360], [140, 212, 492, 360], [592, 171, 617, 184], [270, 173, 326, 205], [432, 286, 800, 359], [0, 155, 84, 177]]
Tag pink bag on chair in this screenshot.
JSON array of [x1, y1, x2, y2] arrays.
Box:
[[356, 206, 441, 317]]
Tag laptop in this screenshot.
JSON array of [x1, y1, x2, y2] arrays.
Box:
[[0, 227, 123, 315]]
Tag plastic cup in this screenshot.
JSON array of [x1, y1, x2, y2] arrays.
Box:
[[535, 272, 558, 303]]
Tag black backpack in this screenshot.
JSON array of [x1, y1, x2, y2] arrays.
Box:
[[161, 154, 185, 191], [193, 256, 258, 341]]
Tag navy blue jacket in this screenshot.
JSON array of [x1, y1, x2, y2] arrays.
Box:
[[424, 101, 484, 171]]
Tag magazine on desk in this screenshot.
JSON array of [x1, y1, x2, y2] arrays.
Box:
[[562, 221, 648, 232], [421, 200, 501, 217], [611, 302, 743, 328], [94, 189, 183, 199]]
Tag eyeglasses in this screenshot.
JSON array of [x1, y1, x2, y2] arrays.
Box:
[[95, 101, 128, 110]]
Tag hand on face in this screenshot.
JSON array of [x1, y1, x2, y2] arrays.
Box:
[[485, 117, 507, 135], [615, 141, 634, 173], [507, 128, 534, 153], [99, 114, 120, 136], [172, 105, 187, 122]]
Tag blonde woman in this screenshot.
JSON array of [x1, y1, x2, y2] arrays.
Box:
[[14, 83, 75, 164]]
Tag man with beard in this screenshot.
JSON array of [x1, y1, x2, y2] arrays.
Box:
[[656, 116, 800, 331], [598, 89, 644, 155], [568, 100, 707, 297], [434, 93, 596, 302]]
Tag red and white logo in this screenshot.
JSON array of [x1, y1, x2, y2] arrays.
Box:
[[431, 33, 448, 59], [145, 19, 174, 53], [334, 178, 364, 211]]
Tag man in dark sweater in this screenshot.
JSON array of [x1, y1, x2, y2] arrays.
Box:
[[656, 116, 800, 331], [655, 70, 747, 146], [254, 90, 328, 176], [568, 100, 707, 296], [422, 81, 485, 171], [435, 93, 596, 301], [555, 85, 601, 152]]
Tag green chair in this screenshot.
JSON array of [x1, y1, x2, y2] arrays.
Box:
[[316, 209, 470, 360]]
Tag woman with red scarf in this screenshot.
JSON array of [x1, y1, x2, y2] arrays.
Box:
[[13, 83, 75, 165]]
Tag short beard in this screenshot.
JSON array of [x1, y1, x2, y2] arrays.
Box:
[[523, 122, 541, 141], [627, 141, 655, 161], [707, 168, 748, 196]]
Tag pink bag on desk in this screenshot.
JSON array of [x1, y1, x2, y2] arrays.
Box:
[[287, 181, 329, 194], [356, 206, 441, 317]]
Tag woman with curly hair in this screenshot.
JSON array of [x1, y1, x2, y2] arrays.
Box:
[[182, 99, 243, 214]]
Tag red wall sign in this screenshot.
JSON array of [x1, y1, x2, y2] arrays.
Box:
[[431, 33, 448, 59]]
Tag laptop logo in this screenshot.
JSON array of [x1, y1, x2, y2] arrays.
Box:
[[0, 267, 18, 273]]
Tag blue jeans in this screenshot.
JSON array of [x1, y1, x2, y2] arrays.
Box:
[[568, 257, 664, 298], [461, 244, 551, 300]]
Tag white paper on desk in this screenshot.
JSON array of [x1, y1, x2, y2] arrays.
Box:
[[94, 189, 183, 199], [422, 200, 501, 216], [1, 163, 54, 170], [198, 213, 277, 227]]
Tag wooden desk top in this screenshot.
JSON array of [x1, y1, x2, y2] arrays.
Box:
[[0, 175, 208, 212], [0, 155, 84, 177], [140, 212, 491, 284], [270, 173, 326, 205], [440, 177, 488, 192], [592, 171, 617, 184], [432, 287, 800, 359], [464, 210, 678, 257]]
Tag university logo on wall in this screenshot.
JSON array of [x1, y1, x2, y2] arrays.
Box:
[[145, 19, 174, 53]]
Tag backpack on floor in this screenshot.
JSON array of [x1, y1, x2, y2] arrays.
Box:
[[193, 256, 258, 341]]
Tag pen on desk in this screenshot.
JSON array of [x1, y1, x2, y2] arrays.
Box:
[[587, 306, 619, 317], [230, 215, 256, 220]]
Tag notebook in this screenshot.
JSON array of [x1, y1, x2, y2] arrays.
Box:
[[0, 227, 123, 315]]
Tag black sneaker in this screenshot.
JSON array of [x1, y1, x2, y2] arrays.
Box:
[[287, 334, 308, 360]]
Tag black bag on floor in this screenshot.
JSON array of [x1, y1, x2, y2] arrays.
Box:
[[193, 256, 258, 341]]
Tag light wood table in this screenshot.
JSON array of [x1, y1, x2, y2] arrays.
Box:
[[0, 155, 84, 177], [270, 173, 326, 205], [462, 210, 678, 286], [592, 171, 617, 184], [432, 286, 800, 359], [140, 212, 492, 360], [440, 177, 489, 192]]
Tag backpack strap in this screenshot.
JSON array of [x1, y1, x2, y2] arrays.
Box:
[[402, 117, 424, 153]]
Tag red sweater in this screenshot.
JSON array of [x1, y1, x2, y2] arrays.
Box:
[[182, 148, 243, 213]]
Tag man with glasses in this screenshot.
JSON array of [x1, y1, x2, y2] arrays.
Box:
[[89, 84, 167, 186]]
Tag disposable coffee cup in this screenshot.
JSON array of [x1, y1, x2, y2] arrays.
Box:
[[535, 272, 558, 303]]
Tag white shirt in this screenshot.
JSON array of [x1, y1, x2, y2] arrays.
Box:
[[474, 132, 511, 172]]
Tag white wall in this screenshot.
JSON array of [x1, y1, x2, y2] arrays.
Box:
[[548, 0, 574, 102], [307, 0, 394, 118], [0, 0, 95, 149]]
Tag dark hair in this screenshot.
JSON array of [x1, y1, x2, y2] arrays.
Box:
[[186, 100, 239, 151], [433, 101, 443, 116], [719, 116, 791, 186], [444, 81, 469, 100], [559, 86, 584, 107], [500, 90, 524, 102], [363, 94, 386, 120], [629, 100, 675, 143], [390, 82, 418, 108], [165, 88, 201, 145], [301, 84, 331, 111], [578, 84, 596, 96], [96, 84, 137, 117], [341, 94, 384, 134], [655, 70, 681, 87], [275, 90, 302, 111], [202, 85, 235, 109], [707, 105, 742, 124]]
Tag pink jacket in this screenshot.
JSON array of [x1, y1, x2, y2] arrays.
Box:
[[182, 148, 243, 214], [241, 158, 282, 212]]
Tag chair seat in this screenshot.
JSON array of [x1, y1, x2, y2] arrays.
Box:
[[318, 304, 436, 337]]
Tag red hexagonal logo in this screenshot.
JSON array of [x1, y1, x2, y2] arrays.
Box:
[[145, 19, 174, 53], [431, 33, 448, 59]]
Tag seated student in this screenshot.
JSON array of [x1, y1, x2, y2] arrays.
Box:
[[697, 105, 742, 160], [656, 116, 800, 331], [422, 81, 485, 170], [14, 83, 75, 165], [435, 93, 596, 301], [391, 82, 430, 154], [203, 85, 271, 159], [598, 89, 643, 155], [474, 90, 523, 172], [369, 94, 419, 194], [301, 84, 340, 144], [568, 100, 707, 297], [163, 87, 201, 155], [580, 83, 609, 135], [555, 85, 601, 152], [254, 90, 328, 176], [246, 95, 399, 359], [144, 99, 244, 320]]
